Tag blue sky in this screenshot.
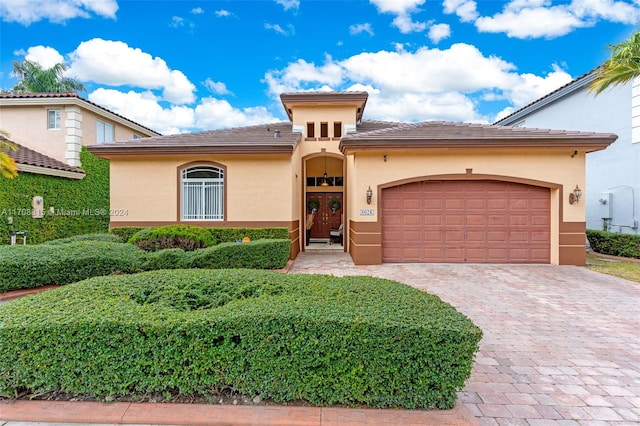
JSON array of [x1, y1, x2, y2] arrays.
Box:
[[1, 0, 638, 134]]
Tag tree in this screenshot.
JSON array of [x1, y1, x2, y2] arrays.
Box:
[[0, 130, 18, 179], [590, 31, 640, 95], [11, 60, 86, 93]]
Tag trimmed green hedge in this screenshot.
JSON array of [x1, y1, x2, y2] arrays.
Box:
[[1, 238, 291, 292], [0, 241, 143, 292], [110, 227, 143, 243], [0, 269, 482, 409], [587, 229, 640, 258], [130, 225, 216, 252], [185, 239, 290, 270], [0, 148, 109, 244], [43, 233, 122, 245], [208, 227, 289, 243]]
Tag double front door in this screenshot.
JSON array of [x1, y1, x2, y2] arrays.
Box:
[[307, 193, 343, 239]]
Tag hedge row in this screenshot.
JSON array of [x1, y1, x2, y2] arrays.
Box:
[[0, 239, 291, 292], [0, 241, 141, 291], [110, 226, 290, 247], [587, 229, 640, 259], [0, 269, 482, 409], [129, 225, 216, 251], [42, 233, 123, 245]]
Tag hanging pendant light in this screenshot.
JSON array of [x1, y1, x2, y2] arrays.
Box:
[[321, 155, 329, 187]]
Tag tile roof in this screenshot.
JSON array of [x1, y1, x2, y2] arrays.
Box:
[[0, 92, 161, 136], [340, 120, 617, 153], [87, 122, 301, 155], [280, 91, 369, 122], [1, 135, 85, 176]]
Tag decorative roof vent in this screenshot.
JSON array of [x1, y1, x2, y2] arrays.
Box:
[[274, 129, 281, 138]]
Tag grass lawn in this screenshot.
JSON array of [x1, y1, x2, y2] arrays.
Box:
[[586, 252, 640, 283]]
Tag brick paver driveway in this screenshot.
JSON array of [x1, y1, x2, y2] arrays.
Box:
[[289, 252, 640, 425]]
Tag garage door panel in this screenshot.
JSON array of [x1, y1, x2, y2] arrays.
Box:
[[382, 180, 550, 263]]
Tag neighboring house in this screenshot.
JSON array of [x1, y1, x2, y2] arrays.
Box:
[[0, 92, 160, 167], [88, 91, 617, 266], [494, 70, 638, 234]]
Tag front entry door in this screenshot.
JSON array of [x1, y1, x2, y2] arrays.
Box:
[[307, 193, 343, 239]]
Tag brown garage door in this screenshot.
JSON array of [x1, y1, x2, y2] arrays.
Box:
[[382, 180, 550, 263]]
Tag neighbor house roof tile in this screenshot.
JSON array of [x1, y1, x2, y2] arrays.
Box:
[[1, 136, 85, 177]]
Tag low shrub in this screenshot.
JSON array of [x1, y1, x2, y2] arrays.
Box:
[[129, 225, 216, 252], [0, 269, 482, 409], [141, 248, 188, 271], [42, 233, 123, 245], [587, 229, 640, 258], [208, 227, 289, 243], [185, 239, 290, 270], [0, 241, 143, 292], [110, 227, 144, 243]]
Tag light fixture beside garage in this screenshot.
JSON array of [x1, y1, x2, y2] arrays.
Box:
[[569, 185, 582, 204], [366, 186, 373, 204]]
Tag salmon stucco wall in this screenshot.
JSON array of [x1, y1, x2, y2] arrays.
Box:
[[108, 155, 295, 225], [346, 149, 587, 265]]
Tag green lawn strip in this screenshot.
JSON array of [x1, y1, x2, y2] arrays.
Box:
[[586, 252, 640, 283]]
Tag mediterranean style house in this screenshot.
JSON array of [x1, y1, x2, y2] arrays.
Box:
[[495, 70, 638, 235], [0, 92, 160, 168], [88, 91, 617, 265]]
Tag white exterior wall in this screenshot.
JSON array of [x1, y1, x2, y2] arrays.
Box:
[[505, 83, 639, 234]]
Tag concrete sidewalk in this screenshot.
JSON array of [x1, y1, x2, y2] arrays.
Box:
[[0, 399, 477, 425]]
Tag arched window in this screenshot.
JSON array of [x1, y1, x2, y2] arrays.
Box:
[[181, 166, 224, 220]]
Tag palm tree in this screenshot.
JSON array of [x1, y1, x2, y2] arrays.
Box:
[[11, 60, 86, 93], [590, 31, 640, 95], [0, 130, 18, 179]]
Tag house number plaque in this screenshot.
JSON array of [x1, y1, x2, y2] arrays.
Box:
[[359, 209, 375, 216]]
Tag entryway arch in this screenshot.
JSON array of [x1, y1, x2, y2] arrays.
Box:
[[302, 152, 345, 249]]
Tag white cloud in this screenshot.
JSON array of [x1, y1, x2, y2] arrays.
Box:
[[369, 0, 425, 14], [203, 79, 232, 95], [215, 9, 231, 17], [504, 64, 572, 107], [370, 0, 427, 33], [264, 22, 295, 36], [472, 0, 640, 39], [442, 0, 479, 22], [474, 2, 586, 38], [263, 57, 344, 96], [428, 23, 451, 44], [392, 13, 427, 33], [88, 88, 195, 135], [21, 45, 65, 69], [349, 23, 374, 36], [275, 0, 299, 11], [263, 44, 573, 123], [68, 38, 196, 104], [0, 0, 117, 25], [191, 7, 204, 14], [195, 98, 279, 129], [88, 88, 279, 133], [170, 16, 185, 28]]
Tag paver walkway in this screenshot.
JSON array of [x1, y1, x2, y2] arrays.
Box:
[[289, 251, 640, 425]]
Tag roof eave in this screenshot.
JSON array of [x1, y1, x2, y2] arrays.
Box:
[[87, 143, 297, 158], [16, 164, 85, 179], [339, 136, 617, 154]]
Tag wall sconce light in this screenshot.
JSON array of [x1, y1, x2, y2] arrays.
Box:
[[366, 186, 373, 204], [569, 185, 582, 204]]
